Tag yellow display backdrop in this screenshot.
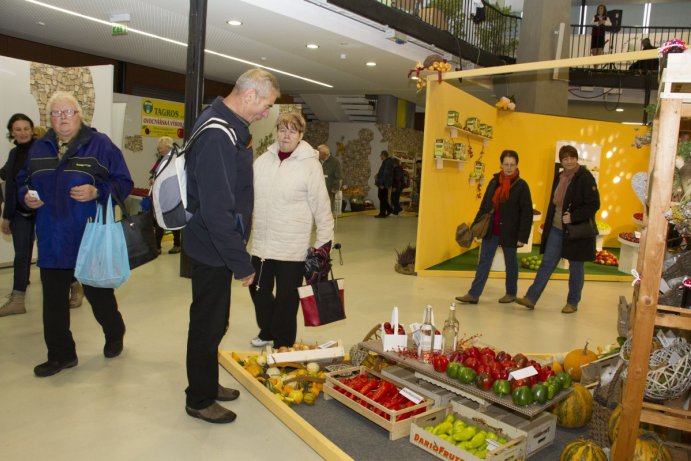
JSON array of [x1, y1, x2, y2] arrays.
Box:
[[415, 81, 651, 273]]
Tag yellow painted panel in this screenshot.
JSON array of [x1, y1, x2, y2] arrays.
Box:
[[416, 82, 651, 273]]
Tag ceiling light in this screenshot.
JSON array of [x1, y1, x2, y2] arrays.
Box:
[[615, 108, 624, 112], [226, 20, 242, 26], [24, 0, 333, 88], [365, 61, 377, 67], [306, 43, 319, 49]]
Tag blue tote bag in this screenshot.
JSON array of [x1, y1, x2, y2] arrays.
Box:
[[75, 196, 131, 289]]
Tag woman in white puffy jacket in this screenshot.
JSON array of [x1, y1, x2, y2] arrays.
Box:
[[249, 112, 334, 349]]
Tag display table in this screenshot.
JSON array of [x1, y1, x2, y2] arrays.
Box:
[[359, 340, 572, 418], [617, 235, 640, 274], [488, 213, 541, 271]]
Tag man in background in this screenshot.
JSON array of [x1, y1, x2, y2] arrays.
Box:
[[317, 144, 342, 209], [374, 150, 394, 218], [183, 68, 280, 424]]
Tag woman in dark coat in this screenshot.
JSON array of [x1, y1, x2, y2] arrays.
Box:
[[0, 113, 36, 317], [516, 145, 600, 314], [456, 150, 533, 304]]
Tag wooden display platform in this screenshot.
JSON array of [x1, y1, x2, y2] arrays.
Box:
[[218, 350, 353, 461], [359, 340, 573, 418]]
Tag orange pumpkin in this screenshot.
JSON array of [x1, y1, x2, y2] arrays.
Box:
[[564, 341, 598, 381], [552, 361, 564, 374]]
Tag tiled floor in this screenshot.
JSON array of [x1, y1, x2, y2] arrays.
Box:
[[0, 214, 631, 460]]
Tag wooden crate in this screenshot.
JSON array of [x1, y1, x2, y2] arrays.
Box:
[[265, 339, 344, 365], [324, 365, 434, 440], [409, 402, 527, 461]]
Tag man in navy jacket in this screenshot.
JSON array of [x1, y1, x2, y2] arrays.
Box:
[[183, 68, 280, 424]]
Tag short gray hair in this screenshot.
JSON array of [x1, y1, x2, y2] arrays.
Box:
[[157, 136, 174, 150], [233, 68, 281, 99], [46, 91, 83, 120]]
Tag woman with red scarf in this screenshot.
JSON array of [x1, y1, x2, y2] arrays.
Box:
[[456, 150, 532, 305], [516, 145, 600, 314]]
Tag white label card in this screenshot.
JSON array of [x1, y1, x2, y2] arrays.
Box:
[[668, 351, 682, 365], [400, 387, 424, 404], [486, 439, 502, 451], [318, 340, 336, 349], [656, 330, 673, 348], [509, 366, 538, 381]]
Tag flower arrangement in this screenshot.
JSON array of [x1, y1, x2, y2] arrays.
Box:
[[665, 198, 691, 237], [408, 54, 453, 92], [658, 38, 687, 57], [495, 96, 516, 111], [342, 187, 365, 203]]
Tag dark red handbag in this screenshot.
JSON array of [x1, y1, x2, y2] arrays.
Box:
[[298, 278, 345, 327]]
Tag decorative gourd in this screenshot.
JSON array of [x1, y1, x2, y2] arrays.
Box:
[[560, 438, 607, 461], [552, 383, 593, 428], [612, 430, 672, 461], [564, 341, 598, 381], [552, 360, 564, 374], [608, 404, 623, 442]]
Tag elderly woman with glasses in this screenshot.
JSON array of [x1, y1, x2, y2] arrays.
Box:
[[18, 91, 133, 377], [248, 111, 333, 349], [456, 150, 533, 305]]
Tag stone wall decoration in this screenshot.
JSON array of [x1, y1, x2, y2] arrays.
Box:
[[304, 121, 329, 149], [30, 63, 95, 127], [124, 135, 144, 153], [340, 128, 374, 195], [378, 123, 423, 162]]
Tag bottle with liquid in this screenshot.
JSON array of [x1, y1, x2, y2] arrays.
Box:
[[441, 302, 459, 355], [417, 305, 435, 363]]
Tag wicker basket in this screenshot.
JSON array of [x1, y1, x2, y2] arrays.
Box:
[[588, 363, 625, 448], [619, 336, 663, 365], [643, 339, 691, 401]]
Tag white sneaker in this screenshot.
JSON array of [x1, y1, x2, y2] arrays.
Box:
[[250, 336, 272, 347]]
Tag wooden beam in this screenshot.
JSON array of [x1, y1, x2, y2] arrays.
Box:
[[613, 97, 683, 461], [436, 49, 660, 81], [218, 350, 354, 461]]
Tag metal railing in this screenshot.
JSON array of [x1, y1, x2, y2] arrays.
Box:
[[569, 25, 691, 71], [387, 0, 521, 60]]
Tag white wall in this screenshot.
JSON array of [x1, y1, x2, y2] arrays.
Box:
[[0, 56, 113, 266]]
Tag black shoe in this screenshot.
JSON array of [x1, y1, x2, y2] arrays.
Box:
[[104, 340, 123, 358], [186, 403, 237, 424], [374, 214, 387, 218], [34, 358, 78, 377], [168, 246, 181, 254], [217, 385, 240, 401]]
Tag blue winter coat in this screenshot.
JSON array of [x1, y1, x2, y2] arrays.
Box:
[[17, 125, 133, 269]]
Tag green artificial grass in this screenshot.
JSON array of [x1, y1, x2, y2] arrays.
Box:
[[428, 245, 624, 276]]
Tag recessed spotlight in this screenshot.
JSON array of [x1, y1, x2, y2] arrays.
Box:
[[37, 21, 46, 26], [306, 43, 319, 49], [365, 61, 377, 67], [615, 108, 624, 112], [226, 19, 242, 26]]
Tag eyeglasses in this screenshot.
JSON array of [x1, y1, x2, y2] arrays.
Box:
[[501, 163, 517, 168], [50, 109, 79, 118]]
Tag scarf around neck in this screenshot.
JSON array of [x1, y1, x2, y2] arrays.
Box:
[[492, 169, 519, 209], [553, 165, 580, 208]]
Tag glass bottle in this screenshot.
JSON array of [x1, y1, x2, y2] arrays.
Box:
[[418, 305, 435, 363], [441, 302, 459, 355]]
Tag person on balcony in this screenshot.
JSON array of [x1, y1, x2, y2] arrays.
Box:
[[591, 4, 612, 57], [629, 38, 659, 72]]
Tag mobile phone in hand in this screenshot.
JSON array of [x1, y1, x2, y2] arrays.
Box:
[[27, 190, 40, 200]]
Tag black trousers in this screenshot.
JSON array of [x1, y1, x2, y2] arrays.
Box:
[[377, 187, 392, 215], [41, 268, 125, 363], [186, 259, 232, 409], [249, 256, 304, 349], [154, 221, 180, 249]]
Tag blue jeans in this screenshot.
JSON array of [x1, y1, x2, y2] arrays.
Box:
[[10, 213, 36, 292], [469, 235, 518, 298], [525, 227, 584, 306]]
